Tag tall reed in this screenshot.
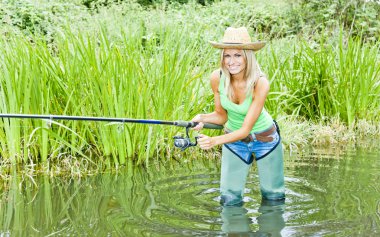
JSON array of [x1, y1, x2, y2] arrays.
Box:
[[263, 33, 380, 127], [0, 24, 214, 165]]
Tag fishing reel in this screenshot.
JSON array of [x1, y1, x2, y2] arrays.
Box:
[[173, 127, 198, 151]]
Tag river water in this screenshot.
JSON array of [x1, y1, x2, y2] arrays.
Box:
[[0, 145, 379, 236]]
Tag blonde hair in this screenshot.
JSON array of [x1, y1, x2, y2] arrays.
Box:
[[220, 49, 264, 101]]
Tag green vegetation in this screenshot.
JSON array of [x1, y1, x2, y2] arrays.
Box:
[[0, 0, 379, 172], [264, 35, 380, 125], [0, 27, 214, 167]]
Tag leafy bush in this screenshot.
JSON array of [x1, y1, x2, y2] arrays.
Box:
[[292, 0, 380, 41], [0, 0, 89, 40], [1, 0, 378, 42], [81, 0, 215, 9]]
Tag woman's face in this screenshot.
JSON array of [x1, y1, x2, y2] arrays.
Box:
[[223, 49, 246, 75]]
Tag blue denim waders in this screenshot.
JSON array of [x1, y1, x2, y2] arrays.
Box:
[[220, 123, 285, 206]]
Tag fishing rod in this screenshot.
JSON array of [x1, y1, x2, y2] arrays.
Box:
[[0, 113, 223, 151]]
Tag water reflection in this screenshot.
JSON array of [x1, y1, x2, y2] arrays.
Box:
[[257, 200, 286, 236], [221, 199, 285, 236], [1, 146, 380, 236]]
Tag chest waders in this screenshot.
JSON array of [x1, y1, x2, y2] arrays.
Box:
[[220, 127, 285, 206]]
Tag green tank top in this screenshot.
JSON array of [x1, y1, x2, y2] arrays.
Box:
[[219, 72, 273, 133]]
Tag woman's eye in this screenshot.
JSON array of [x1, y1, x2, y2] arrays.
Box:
[[224, 55, 230, 58], [235, 54, 241, 57]]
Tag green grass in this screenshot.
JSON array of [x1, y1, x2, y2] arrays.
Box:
[[263, 33, 380, 126], [0, 0, 378, 170], [0, 25, 217, 166]]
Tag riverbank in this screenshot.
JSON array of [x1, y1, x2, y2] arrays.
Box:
[[0, 117, 378, 178]]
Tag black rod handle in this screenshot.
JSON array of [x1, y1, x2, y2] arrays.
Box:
[[174, 121, 223, 130]]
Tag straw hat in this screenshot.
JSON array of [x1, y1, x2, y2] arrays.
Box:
[[209, 27, 266, 51]]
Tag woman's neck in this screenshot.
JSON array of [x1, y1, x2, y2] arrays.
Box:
[[230, 72, 245, 82]]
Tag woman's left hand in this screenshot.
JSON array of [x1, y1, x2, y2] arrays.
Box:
[[197, 134, 216, 150], [191, 114, 204, 131]]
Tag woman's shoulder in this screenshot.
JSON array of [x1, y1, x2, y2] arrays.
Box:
[[257, 75, 269, 87], [210, 69, 222, 92], [254, 75, 270, 94], [210, 69, 221, 81]]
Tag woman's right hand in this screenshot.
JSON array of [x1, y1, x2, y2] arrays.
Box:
[[191, 114, 204, 131]]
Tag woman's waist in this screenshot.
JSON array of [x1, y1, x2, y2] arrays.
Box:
[[225, 122, 278, 143], [225, 114, 273, 133]]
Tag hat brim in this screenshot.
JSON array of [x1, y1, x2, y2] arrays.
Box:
[[209, 41, 266, 51]]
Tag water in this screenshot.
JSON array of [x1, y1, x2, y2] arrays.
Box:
[[0, 145, 379, 236]]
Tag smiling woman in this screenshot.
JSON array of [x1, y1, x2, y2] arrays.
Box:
[[192, 27, 285, 206]]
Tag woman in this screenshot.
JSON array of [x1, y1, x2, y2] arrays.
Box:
[[192, 27, 285, 206]]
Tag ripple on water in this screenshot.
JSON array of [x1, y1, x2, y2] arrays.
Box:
[[1, 146, 379, 236], [136, 147, 380, 236], [136, 165, 327, 236]]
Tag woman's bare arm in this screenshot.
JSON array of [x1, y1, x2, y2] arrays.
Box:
[[192, 69, 228, 128]]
